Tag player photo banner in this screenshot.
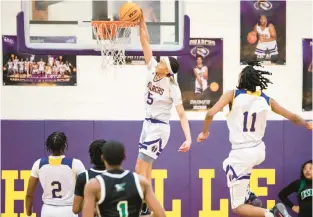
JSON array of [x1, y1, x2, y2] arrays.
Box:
[[302, 39, 312, 111], [2, 35, 77, 86], [240, 0, 286, 65], [177, 38, 223, 112]]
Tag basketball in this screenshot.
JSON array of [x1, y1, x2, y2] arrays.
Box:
[[247, 31, 257, 44], [119, 2, 142, 22], [210, 82, 219, 92]]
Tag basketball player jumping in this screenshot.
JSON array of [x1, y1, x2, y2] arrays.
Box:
[[193, 55, 208, 96], [25, 132, 86, 217], [197, 60, 312, 217], [137, 12, 192, 215], [82, 140, 166, 217], [73, 140, 107, 215], [253, 15, 278, 63]]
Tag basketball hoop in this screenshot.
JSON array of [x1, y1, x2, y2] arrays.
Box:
[[91, 21, 137, 69]]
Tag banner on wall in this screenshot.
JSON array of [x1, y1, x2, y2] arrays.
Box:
[[177, 38, 223, 112], [240, 0, 286, 65], [2, 35, 77, 86], [302, 39, 312, 111]]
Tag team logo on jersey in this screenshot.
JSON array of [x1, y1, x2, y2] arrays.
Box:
[[147, 82, 164, 95], [151, 145, 158, 153], [190, 46, 210, 59], [115, 183, 126, 192], [254, 0, 272, 11]]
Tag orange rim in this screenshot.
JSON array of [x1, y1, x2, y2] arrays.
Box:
[[91, 21, 137, 28]]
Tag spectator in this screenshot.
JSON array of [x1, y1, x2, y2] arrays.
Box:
[[278, 160, 312, 217]]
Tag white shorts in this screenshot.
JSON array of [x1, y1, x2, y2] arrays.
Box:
[[222, 142, 266, 209], [138, 118, 170, 160], [255, 40, 278, 56], [41, 204, 77, 217]]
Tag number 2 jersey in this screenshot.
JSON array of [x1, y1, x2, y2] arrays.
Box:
[[145, 58, 183, 124], [95, 170, 143, 217], [30, 155, 85, 206], [227, 89, 271, 149]]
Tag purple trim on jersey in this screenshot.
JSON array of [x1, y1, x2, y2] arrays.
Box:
[[261, 92, 270, 105], [234, 89, 246, 98], [140, 138, 163, 156], [225, 165, 251, 181], [39, 157, 49, 169], [61, 158, 73, 169], [145, 118, 167, 124]]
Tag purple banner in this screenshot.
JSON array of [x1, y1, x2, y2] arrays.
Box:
[[240, 0, 286, 65], [302, 39, 312, 111], [177, 38, 223, 112], [1, 120, 311, 217], [2, 35, 77, 86]]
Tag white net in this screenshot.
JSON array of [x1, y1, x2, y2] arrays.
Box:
[[92, 22, 136, 69]]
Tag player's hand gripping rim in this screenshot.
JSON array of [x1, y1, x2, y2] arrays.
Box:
[[197, 132, 209, 143]]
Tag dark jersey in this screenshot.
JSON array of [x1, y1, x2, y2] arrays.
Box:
[[278, 179, 312, 217], [96, 170, 143, 217], [74, 168, 106, 197]]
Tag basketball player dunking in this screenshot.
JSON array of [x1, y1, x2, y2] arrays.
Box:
[[193, 55, 208, 96], [25, 132, 85, 217], [253, 15, 278, 63], [137, 12, 192, 215], [197, 60, 312, 217]]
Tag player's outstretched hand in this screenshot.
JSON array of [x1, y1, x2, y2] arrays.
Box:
[[178, 140, 191, 152], [306, 121, 312, 130], [197, 132, 209, 143]]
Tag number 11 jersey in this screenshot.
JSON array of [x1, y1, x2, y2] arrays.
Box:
[[31, 155, 85, 206], [145, 58, 182, 124], [227, 89, 271, 150]]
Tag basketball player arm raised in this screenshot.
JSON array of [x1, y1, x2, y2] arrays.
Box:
[[139, 11, 153, 64], [82, 178, 101, 217], [139, 175, 166, 217], [25, 160, 40, 217], [270, 98, 312, 130], [197, 90, 234, 142]]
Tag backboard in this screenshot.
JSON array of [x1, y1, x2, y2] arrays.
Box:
[[18, 0, 190, 56]]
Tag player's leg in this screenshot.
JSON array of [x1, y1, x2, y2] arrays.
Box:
[[224, 147, 290, 217], [268, 41, 279, 63], [136, 121, 170, 215]]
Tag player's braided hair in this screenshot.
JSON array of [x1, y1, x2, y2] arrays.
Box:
[[45, 132, 68, 155], [237, 60, 273, 92], [89, 140, 106, 167]]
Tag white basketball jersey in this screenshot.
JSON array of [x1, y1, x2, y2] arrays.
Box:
[[227, 89, 271, 149], [194, 66, 208, 92], [145, 58, 182, 123], [39, 61, 45, 69], [256, 25, 270, 39], [13, 59, 19, 68], [7, 61, 13, 69], [31, 156, 85, 206]]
